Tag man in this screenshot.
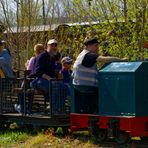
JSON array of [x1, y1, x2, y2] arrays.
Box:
[[0, 40, 14, 78], [72, 38, 126, 114], [30, 39, 59, 100]]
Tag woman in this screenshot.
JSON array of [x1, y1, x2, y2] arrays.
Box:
[[25, 44, 44, 72]]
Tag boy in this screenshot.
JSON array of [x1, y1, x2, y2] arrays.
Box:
[[60, 57, 72, 86], [60, 57, 72, 112]]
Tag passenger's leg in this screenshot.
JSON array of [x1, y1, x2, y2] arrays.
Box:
[[27, 92, 34, 114], [36, 78, 50, 94], [74, 88, 83, 113], [31, 78, 50, 101], [15, 92, 25, 114]]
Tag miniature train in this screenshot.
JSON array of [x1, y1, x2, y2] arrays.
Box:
[[1, 61, 148, 144], [71, 61, 148, 144]]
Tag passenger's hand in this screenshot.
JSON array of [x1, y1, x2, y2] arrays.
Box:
[[47, 77, 53, 81], [121, 58, 128, 62], [57, 73, 63, 80]]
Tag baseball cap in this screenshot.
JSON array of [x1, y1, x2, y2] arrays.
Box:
[[84, 38, 99, 46], [47, 39, 58, 45], [61, 57, 72, 64]]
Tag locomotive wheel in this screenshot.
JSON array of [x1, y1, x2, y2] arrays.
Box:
[[141, 136, 148, 143], [89, 126, 107, 142], [88, 118, 98, 136], [97, 129, 108, 142], [88, 124, 98, 136], [116, 131, 131, 145]]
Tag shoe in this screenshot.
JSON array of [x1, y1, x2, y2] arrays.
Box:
[[14, 104, 21, 113], [46, 105, 50, 110]]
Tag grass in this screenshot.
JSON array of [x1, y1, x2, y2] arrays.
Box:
[[0, 130, 31, 147], [0, 126, 100, 148], [0, 125, 142, 148], [23, 130, 99, 148]]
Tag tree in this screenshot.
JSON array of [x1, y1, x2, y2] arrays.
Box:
[[0, 0, 147, 71]]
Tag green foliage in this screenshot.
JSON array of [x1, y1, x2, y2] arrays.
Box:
[[1, 0, 147, 69], [56, 0, 148, 61]]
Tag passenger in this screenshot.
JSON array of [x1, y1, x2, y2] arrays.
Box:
[[0, 40, 14, 78], [60, 57, 72, 111], [72, 38, 127, 114], [14, 44, 44, 114], [25, 44, 44, 72], [30, 39, 60, 101], [60, 56, 72, 88]]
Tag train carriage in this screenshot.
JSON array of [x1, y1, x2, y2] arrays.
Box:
[[0, 75, 70, 132]]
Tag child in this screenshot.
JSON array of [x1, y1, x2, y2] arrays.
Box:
[[60, 57, 72, 113], [60, 57, 72, 86]]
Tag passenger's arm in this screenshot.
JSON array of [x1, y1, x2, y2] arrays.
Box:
[[33, 55, 45, 77], [42, 73, 51, 81], [0, 52, 10, 66], [97, 56, 127, 63], [82, 53, 98, 67]]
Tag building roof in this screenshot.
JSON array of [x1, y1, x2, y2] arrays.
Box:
[[3, 24, 59, 34], [3, 21, 101, 34]]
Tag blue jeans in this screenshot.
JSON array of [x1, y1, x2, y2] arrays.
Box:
[[30, 78, 50, 101], [17, 92, 33, 114]]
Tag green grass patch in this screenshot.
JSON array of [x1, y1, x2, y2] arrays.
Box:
[[0, 128, 100, 148], [0, 130, 31, 147]]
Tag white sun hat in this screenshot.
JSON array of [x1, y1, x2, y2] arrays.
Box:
[[47, 39, 58, 45]]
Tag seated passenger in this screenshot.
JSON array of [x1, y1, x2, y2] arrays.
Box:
[[14, 44, 44, 114], [30, 39, 60, 101], [60, 57, 72, 111], [73, 38, 127, 114], [0, 40, 14, 78], [25, 44, 44, 72], [60, 56, 72, 90]]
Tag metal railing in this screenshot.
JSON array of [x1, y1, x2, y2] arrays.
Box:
[[0, 78, 70, 116], [0, 78, 23, 113]]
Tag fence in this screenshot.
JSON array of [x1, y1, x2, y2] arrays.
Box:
[[0, 78, 22, 113], [0, 78, 69, 116]]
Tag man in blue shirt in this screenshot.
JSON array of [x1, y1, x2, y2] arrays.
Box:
[[30, 39, 59, 101]]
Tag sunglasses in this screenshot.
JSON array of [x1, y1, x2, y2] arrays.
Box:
[[50, 43, 57, 47], [63, 62, 72, 65]]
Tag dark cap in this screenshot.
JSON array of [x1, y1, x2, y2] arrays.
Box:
[[84, 38, 99, 46]]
